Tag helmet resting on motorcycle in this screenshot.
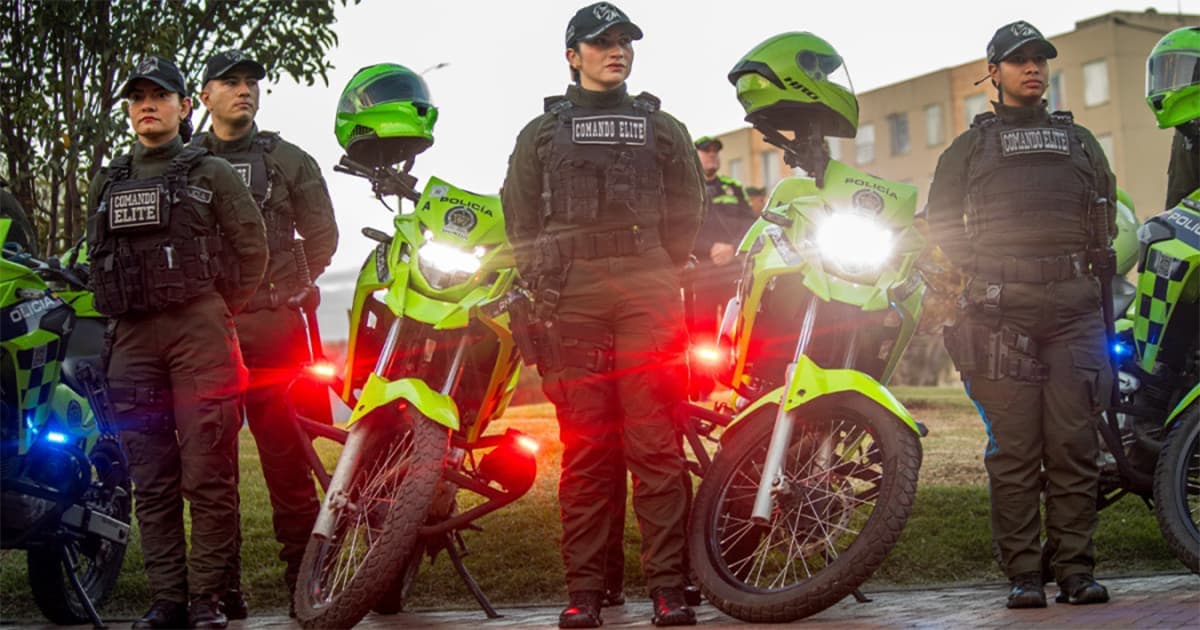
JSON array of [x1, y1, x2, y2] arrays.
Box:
[[1145, 26, 1200, 130], [335, 63, 438, 167], [727, 32, 858, 138]]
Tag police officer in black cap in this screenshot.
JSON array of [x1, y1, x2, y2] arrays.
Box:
[[501, 2, 705, 627], [191, 49, 338, 619], [928, 21, 1115, 609], [87, 55, 267, 628]]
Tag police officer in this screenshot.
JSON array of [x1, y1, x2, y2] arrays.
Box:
[[500, 3, 705, 627], [1145, 26, 1200, 210], [86, 56, 267, 629], [928, 22, 1115, 609], [192, 49, 338, 617], [691, 136, 756, 340]]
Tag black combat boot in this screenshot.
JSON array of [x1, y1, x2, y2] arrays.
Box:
[[188, 594, 228, 629], [1006, 571, 1047, 609], [559, 590, 604, 628], [131, 599, 188, 629], [601, 587, 625, 607], [1056, 574, 1110, 605], [650, 586, 697, 627], [220, 589, 248, 621]]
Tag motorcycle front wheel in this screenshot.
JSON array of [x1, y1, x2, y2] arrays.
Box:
[[294, 410, 449, 628], [689, 396, 922, 623], [1153, 404, 1199, 573]]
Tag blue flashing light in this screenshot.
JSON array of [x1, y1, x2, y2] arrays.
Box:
[[46, 431, 68, 444], [1111, 342, 1131, 358]]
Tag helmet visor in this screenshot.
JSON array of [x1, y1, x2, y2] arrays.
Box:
[[1147, 52, 1200, 95], [796, 50, 854, 93], [339, 72, 433, 114]]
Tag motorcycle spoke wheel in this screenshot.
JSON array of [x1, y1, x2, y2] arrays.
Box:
[[307, 431, 414, 606], [1154, 406, 1200, 573]]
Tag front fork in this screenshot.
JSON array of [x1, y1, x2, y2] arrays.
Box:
[[752, 294, 820, 523]]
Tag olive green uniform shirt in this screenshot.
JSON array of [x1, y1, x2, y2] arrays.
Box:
[[87, 136, 267, 311], [927, 101, 1116, 268], [501, 84, 706, 279], [1166, 126, 1200, 210], [193, 126, 339, 282]]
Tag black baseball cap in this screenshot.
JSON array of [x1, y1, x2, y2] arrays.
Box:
[[202, 49, 267, 84], [119, 56, 187, 98], [987, 21, 1058, 64], [694, 136, 723, 151], [566, 2, 643, 48]]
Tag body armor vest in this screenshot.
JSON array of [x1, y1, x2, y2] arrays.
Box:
[[542, 92, 665, 229], [89, 146, 226, 316], [195, 131, 302, 310], [965, 110, 1098, 256]]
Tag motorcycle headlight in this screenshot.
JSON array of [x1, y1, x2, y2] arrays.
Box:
[[417, 239, 485, 289], [815, 212, 894, 275]]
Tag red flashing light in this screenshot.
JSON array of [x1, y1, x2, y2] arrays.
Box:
[[692, 345, 723, 365], [515, 434, 540, 455], [305, 361, 338, 383]]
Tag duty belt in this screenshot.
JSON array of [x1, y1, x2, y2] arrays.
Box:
[[554, 227, 661, 260], [972, 251, 1090, 283]]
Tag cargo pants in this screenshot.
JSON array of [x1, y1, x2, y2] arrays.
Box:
[[963, 276, 1111, 582], [108, 291, 246, 603], [539, 247, 691, 594]]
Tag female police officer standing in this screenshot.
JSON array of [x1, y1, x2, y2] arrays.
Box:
[[86, 56, 266, 629], [927, 22, 1115, 610], [501, 3, 705, 627]]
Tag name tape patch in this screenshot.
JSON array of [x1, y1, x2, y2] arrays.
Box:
[[572, 115, 647, 145], [1000, 128, 1070, 156], [108, 187, 164, 230]]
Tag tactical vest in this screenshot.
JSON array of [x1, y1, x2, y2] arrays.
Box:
[[964, 111, 1098, 256], [88, 146, 226, 316], [541, 92, 665, 229], [195, 131, 302, 310]]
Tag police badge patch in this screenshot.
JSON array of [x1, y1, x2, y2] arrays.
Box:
[[232, 163, 252, 187], [444, 206, 477, 239], [108, 186, 164, 230], [999, 128, 1070, 156], [572, 115, 647, 145], [852, 189, 885, 213]]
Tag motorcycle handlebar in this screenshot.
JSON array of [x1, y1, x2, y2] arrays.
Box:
[[335, 155, 421, 203]]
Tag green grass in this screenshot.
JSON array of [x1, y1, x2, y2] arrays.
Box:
[[1, 388, 1187, 621]]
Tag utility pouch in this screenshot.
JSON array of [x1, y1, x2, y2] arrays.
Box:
[[943, 321, 982, 376]]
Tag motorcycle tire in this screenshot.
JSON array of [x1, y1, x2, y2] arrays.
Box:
[[689, 395, 921, 623], [294, 411, 448, 628], [371, 539, 425, 615], [1153, 404, 1199, 574], [27, 479, 131, 625]]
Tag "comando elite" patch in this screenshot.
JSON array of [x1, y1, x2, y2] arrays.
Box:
[[572, 115, 647, 145], [999, 128, 1070, 157]]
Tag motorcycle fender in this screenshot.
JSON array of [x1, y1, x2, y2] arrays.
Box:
[[733, 354, 924, 436], [1165, 384, 1200, 426], [347, 372, 460, 431]]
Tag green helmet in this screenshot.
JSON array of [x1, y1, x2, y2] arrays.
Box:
[[1114, 188, 1138, 276], [1145, 27, 1200, 129], [727, 32, 858, 138], [335, 63, 438, 166]]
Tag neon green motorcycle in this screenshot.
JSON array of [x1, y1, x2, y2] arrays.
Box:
[[1, 221, 131, 627], [678, 33, 925, 622], [294, 63, 537, 628]]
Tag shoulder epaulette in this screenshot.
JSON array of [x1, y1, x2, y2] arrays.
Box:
[[1049, 111, 1074, 126], [172, 145, 209, 168], [254, 131, 280, 152], [107, 155, 134, 181], [632, 91, 660, 113], [544, 95, 569, 113], [970, 112, 997, 129]]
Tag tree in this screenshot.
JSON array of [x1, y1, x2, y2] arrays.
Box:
[[0, 0, 356, 254]]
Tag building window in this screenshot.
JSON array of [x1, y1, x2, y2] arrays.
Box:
[[924, 104, 944, 146], [760, 150, 780, 189], [888, 113, 910, 156], [856, 123, 875, 165], [1047, 71, 1066, 111], [827, 138, 842, 161], [1083, 59, 1109, 107], [963, 93, 988, 129], [1097, 133, 1115, 166], [728, 158, 744, 183]]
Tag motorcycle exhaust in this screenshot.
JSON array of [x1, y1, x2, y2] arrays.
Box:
[[61, 503, 129, 545]]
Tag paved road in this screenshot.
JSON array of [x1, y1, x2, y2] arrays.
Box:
[[4, 573, 1196, 628]]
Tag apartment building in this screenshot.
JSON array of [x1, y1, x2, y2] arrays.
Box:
[[713, 9, 1197, 221]]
